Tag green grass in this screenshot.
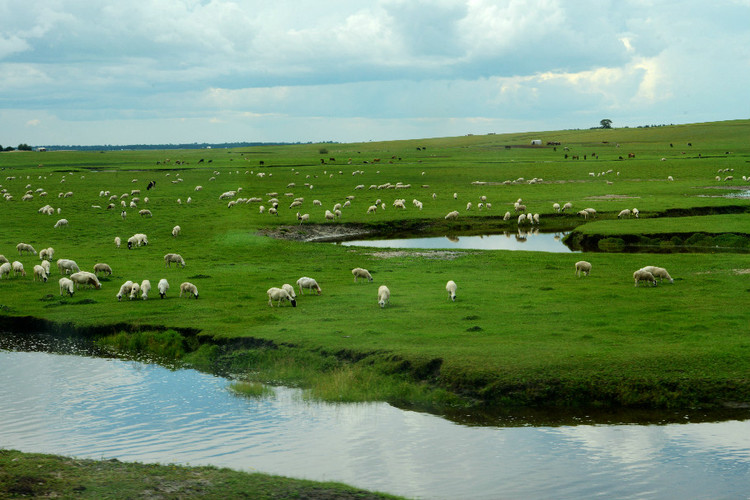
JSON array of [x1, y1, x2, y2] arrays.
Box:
[[0, 449, 402, 499], [1, 119, 750, 411]]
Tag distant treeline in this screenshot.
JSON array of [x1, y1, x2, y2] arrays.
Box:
[[34, 141, 339, 152]]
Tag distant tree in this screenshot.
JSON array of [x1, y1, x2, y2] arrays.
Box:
[[600, 119, 613, 129], [17, 143, 32, 151], [319, 147, 329, 155]]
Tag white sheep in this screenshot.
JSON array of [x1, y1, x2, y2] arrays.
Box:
[[633, 269, 657, 287], [59, 277, 75, 296], [281, 283, 296, 300], [0, 255, 8, 265], [377, 285, 390, 308], [33, 264, 48, 282], [632, 208, 640, 218], [141, 280, 152, 300], [56, 259, 80, 275], [11, 261, 26, 277], [116, 280, 134, 301], [179, 282, 199, 298], [164, 253, 186, 268], [553, 203, 560, 213], [575, 261, 592, 277], [639, 266, 674, 284], [297, 276, 321, 295], [40, 260, 50, 276], [70, 271, 101, 289], [158, 278, 170, 298], [138, 209, 152, 217], [297, 213, 310, 224], [16, 243, 37, 255], [445, 210, 459, 220], [115, 236, 121, 248], [267, 287, 297, 307], [352, 267, 373, 282], [466, 202, 472, 211], [94, 263, 112, 276], [446, 280, 457, 301], [129, 282, 141, 300], [39, 247, 54, 261], [0, 262, 10, 279], [618, 209, 632, 218], [503, 211, 511, 220], [561, 202, 572, 212]]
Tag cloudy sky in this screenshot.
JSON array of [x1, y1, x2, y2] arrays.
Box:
[[1, 0, 748, 146]]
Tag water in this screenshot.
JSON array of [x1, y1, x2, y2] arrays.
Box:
[[1, 347, 749, 499], [337, 230, 576, 252]]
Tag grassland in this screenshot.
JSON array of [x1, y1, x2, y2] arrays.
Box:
[[1, 119, 749, 413]]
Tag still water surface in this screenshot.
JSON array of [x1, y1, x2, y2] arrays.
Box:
[[2, 348, 749, 499], [337, 231, 576, 252]]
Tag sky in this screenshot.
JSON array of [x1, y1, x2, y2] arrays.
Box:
[[1, 0, 749, 146]]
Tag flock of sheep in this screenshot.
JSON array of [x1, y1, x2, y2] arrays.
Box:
[[575, 260, 674, 286]]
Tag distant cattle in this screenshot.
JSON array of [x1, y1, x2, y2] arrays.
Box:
[[627, 153, 635, 158], [147, 180, 156, 190]]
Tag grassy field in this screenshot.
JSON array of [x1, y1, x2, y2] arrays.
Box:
[[1, 119, 749, 412]]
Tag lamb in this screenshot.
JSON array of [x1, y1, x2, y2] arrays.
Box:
[[633, 269, 657, 287], [56, 259, 80, 275], [352, 267, 373, 282], [377, 285, 390, 308], [446, 280, 457, 301], [0, 262, 10, 279], [158, 278, 169, 298], [33, 265, 48, 282], [444, 210, 459, 220], [267, 287, 297, 307], [16, 243, 37, 255], [129, 282, 141, 300], [179, 282, 199, 299], [39, 247, 54, 261], [59, 277, 75, 296], [296, 276, 321, 295], [116, 280, 134, 301], [164, 253, 186, 268], [281, 283, 296, 300], [70, 271, 101, 289], [639, 266, 674, 283], [297, 212, 310, 224], [12, 261, 26, 277], [575, 261, 592, 277], [94, 263, 112, 276]]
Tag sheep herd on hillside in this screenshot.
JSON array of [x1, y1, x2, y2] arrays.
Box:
[[0, 153, 683, 314]]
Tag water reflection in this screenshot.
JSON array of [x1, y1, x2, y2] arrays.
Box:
[[337, 231, 576, 253], [1, 345, 749, 500]]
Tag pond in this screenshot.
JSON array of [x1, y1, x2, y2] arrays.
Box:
[[2, 335, 749, 500], [336, 230, 576, 252]]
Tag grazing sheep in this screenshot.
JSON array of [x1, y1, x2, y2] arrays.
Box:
[[281, 283, 296, 300], [517, 213, 527, 224], [33, 264, 48, 282], [53, 218, 69, 229], [446, 280, 457, 301], [70, 271, 101, 290], [129, 282, 141, 300], [632, 208, 640, 218], [39, 247, 54, 261], [575, 261, 592, 277], [553, 203, 560, 213], [267, 287, 297, 307], [158, 278, 169, 298], [11, 261, 26, 277], [618, 209, 632, 218], [444, 210, 459, 220], [56, 259, 80, 275], [164, 253, 186, 268], [633, 269, 657, 287], [503, 211, 511, 221], [116, 280, 134, 301], [352, 267, 373, 282], [0, 262, 10, 279], [59, 277, 75, 297], [16, 243, 37, 255], [179, 282, 199, 299], [0, 255, 8, 265], [170, 225, 181, 238], [297, 212, 310, 224], [40, 260, 50, 276], [115, 236, 121, 248], [583, 208, 597, 217], [94, 263, 112, 276], [139, 209, 152, 217], [296, 276, 321, 295], [639, 266, 674, 284], [466, 202, 473, 211], [577, 210, 590, 219], [367, 205, 378, 214], [561, 202, 573, 212], [377, 285, 390, 308]]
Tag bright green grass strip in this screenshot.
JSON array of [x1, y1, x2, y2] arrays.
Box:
[[576, 214, 750, 236]]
